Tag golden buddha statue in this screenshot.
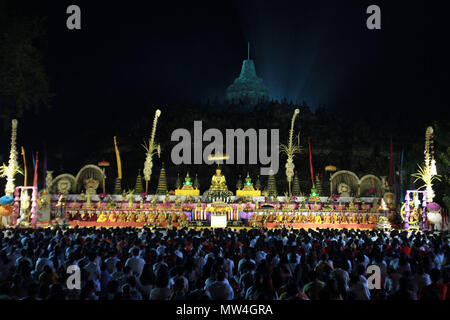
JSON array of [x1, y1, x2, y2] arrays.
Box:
[[348, 199, 356, 211], [210, 168, 228, 191]]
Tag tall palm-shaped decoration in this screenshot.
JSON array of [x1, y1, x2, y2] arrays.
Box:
[[280, 109, 302, 196], [412, 126, 441, 202], [143, 109, 161, 193], [0, 119, 23, 197]]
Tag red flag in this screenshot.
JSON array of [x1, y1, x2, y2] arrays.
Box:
[[389, 137, 394, 186], [308, 138, 314, 182], [33, 152, 39, 188]]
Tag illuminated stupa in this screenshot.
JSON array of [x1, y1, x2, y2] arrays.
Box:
[[226, 43, 270, 106]]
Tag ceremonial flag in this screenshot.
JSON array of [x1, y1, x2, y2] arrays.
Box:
[[33, 152, 39, 188], [308, 138, 314, 182]]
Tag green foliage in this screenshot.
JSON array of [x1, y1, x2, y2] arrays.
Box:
[[0, 3, 53, 125]]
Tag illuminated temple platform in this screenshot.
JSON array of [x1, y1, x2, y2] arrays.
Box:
[[264, 223, 377, 230], [40, 221, 378, 230]]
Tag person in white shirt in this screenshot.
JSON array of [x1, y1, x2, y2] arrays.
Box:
[[206, 271, 234, 300], [152, 256, 168, 277], [104, 252, 121, 274], [34, 252, 54, 275], [125, 248, 146, 276], [330, 260, 350, 294], [169, 266, 189, 291], [150, 274, 172, 300], [223, 253, 235, 279], [348, 273, 370, 300], [84, 253, 101, 281], [238, 253, 256, 275]]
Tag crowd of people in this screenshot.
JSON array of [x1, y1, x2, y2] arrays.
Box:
[[0, 226, 448, 300]]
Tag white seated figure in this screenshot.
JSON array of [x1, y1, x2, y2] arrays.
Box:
[[338, 183, 351, 197]]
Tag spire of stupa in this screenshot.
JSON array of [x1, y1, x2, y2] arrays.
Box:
[[226, 42, 270, 107]]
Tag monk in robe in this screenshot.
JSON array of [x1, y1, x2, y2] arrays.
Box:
[[117, 213, 126, 222], [179, 212, 188, 222], [360, 214, 367, 224], [323, 214, 331, 224], [331, 213, 338, 224], [136, 212, 147, 223], [301, 214, 308, 223], [157, 212, 166, 223], [127, 212, 136, 222], [256, 213, 264, 224], [109, 212, 117, 223], [276, 213, 284, 223], [368, 214, 377, 224], [266, 213, 274, 223], [89, 212, 97, 222], [97, 212, 108, 223], [287, 214, 295, 223], [171, 212, 179, 223], [71, 211, 80, 221], [348, 214, 356, 224], [314, 214, 322, 224], [148, 211, 157, 223]]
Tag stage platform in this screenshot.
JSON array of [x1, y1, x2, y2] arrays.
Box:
[[34, 220, 381, 230], [264, 222, 377, 230]]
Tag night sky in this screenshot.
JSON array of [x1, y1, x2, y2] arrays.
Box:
[[0, 0, 449, 179], [8, 0, 449, 110]]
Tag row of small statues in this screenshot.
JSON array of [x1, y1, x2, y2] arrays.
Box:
[[65, 211, 188, 224], [250, 212, 381, 224]]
